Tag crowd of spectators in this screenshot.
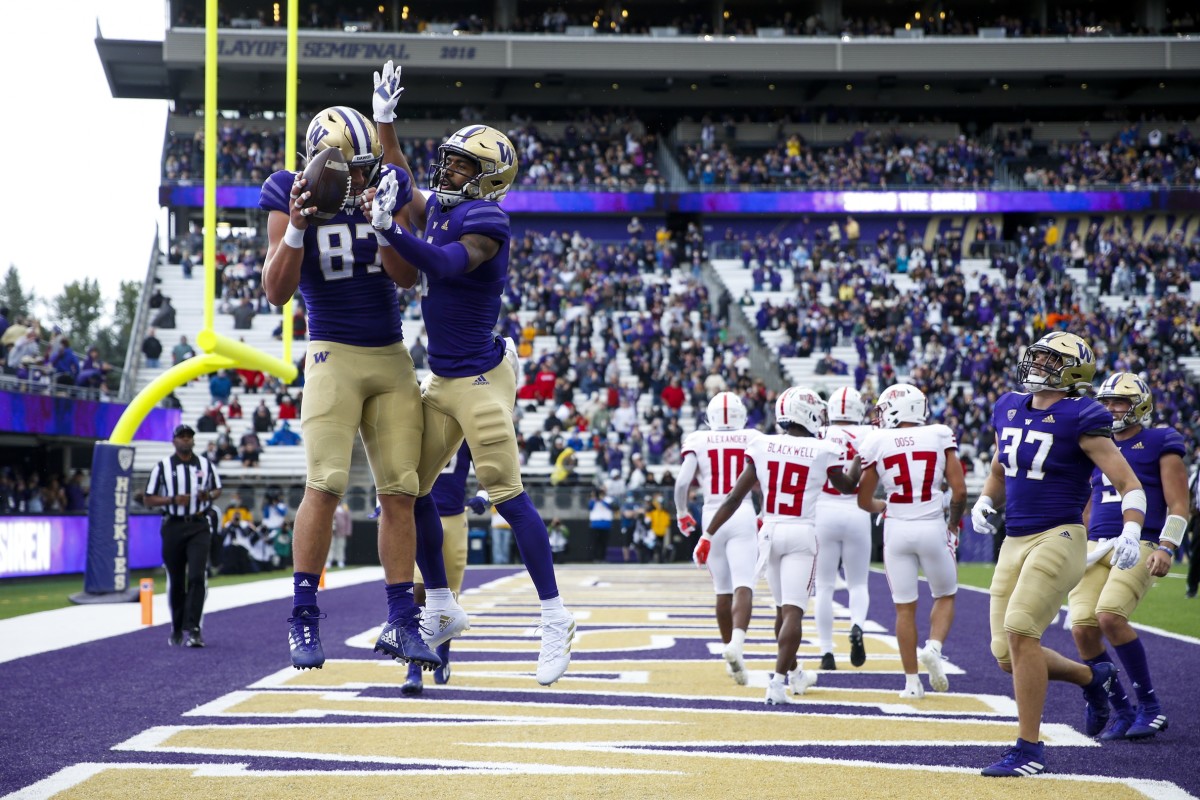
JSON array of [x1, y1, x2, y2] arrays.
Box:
[[163, 113, 666, 192], [679, 125, 997, 189], [0, 312, 116, 400], [171, 2, 1197, 37], [1009, 122, 1200, 189], [0, 468, 88, 515]]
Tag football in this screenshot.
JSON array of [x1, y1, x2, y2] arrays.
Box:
[[300, 147, 351, 220]]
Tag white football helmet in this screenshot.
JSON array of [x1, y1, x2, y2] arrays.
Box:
[[706, 392, 747, 431], [872, 383, 928, 429], [777, 387, 826, 433], [430, 124, 518, 207], [827, 387, 866, 423]]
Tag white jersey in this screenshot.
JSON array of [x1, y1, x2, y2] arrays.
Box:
[[745, 433, 842, 524], [858, 424, 957, 521], [681, 428, 759, 508], [818, 424, 870, 504]]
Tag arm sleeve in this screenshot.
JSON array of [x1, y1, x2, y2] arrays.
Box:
[[259, 171, 296, 214], [674, 453, 698, 514], [377, 222, 472, 280]]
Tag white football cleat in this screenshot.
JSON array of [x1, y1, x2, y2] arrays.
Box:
[[918, 646, 949, 692], [765, 678, 791, 705], [536, 611, 576, 686], [420, 602, 470, 648], [899, 683, 926, 699], [788, 668, 818, 696], [723, 642, 748, 686]]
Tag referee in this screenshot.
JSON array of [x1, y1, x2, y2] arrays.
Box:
[[144, 424, 223, 647]]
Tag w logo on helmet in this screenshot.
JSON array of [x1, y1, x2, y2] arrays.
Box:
[[495, 140, 514, 167], [1076, 343, 1094, 362], [307, 124, 329, 154]]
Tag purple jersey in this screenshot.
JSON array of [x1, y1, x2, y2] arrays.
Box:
[[1088, 427, 1186, 542], [430, 442, 473, 516], [260, 170, 404, 347], [420, 196, 511, 377], [992, 391, 1113, 537]]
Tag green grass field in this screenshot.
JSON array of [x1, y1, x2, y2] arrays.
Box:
[[2, 563, 1198, 638], [957, 562, 1200, 639], [0, 568, 291, 620]]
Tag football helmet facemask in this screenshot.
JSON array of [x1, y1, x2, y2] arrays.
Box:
[[1096, 372, 1152, 432], [1017, 331, 1096, 394], [706, 392, 747, 431], [872, 383, 928, 429], [827, 386, 867, 423], [777, 387, 826, 434], [429, 125, 518, 208], [305, 106, 384, 208]]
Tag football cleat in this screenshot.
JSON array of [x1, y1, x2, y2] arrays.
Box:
[[918, 646, 949, 692], [788, 669, 818, 696], [1126, 703, 1168, 739], [819, 652, 837, 671], [168, 629, 184, 647], [184, 628, 205, 648], [765, 678, 791, 705], [375, 608, 442, 670], [1082, 662, 1116, 737], [400, 660, 424, 696], [433, 641, 452, 685], [1097, 708, 1137, 741], [848, 624, 866, 667], [899, 684, 925, 699], [421, 601, 470, 648], [723, 642, 748, 686], [536, 611, 576, 685], [981, 739, 1046, 777], [288, 608, 327, 670]]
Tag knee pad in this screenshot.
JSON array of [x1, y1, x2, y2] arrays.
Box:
[[308, 468, 348, 497], [1005, 608, 1042, 640], [990, 634, 1011, 665]]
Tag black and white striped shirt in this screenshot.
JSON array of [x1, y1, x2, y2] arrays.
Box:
[[146, 454, 222, 517]]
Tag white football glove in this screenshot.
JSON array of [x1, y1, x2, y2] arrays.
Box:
[[1112, 527, 1143, 570], [371, 171, 399, 230], [372, 60, 404, 123], [971, 496, 997, 536]]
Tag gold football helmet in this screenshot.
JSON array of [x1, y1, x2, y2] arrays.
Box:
[[1017, 331, 1096, 394], [305, 106, 383, 204], [1096, 372, 1153, 431], [430, 125, 518, 207]]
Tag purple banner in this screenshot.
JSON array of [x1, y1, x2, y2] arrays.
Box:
[[0, 389, 179, 440], [0, 515, 161, 579], [162, 184, 1200, 214]]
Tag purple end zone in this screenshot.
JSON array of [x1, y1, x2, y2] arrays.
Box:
[[1, 568, 1196, 796]]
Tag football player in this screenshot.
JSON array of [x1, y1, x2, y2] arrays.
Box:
[[261, 105, 459, 672], [971, 332, 1145, 777], [815, 386, 873, 671], [706, 387, 860, 705], [674, 392, 759, 685], [402, 441, 492, 695], [857, 384, 966, 698], [368, 61, 575, 685], [1067, 373, 1186, 740]]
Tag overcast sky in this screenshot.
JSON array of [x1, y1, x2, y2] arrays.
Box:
[[0, 0, 167, 318]]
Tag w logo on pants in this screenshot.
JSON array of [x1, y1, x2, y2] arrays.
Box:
[[312, 352, 330, 364]]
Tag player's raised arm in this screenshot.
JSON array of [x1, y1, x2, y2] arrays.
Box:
[[372, 60, 428, 233]]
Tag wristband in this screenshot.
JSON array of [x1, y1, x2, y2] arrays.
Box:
[[1156, 545, 1175, 556], [283, 223, 305, 249], [1160, 514, 1186, 548], [1121, 521, 1142, 539]]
